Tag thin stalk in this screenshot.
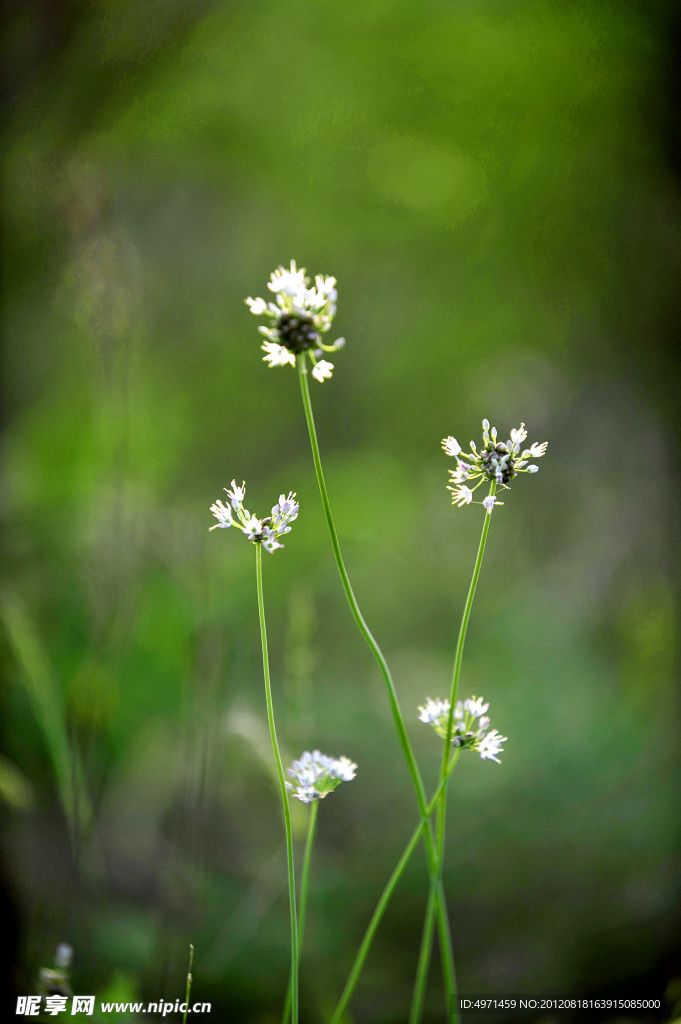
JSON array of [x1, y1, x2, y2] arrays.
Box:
[[256, 544, 299, 1024], [282, 800, 319, 1024], [296, 356, 457, 1011], [410, 486, 496, 1023], [409, 886, 437, 1024], [329, 750, 461, 1024], [298, 799, 318, 951], [182, 944, 194, 1024]]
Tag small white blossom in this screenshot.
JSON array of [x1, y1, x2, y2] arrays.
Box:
[[449, 464, 470, 484], [510, 424, 528, 448], [464, 696, 489, 717], [441, 436, 462, 458], [477, 729, 507, 764], [268, 259, 308, 296], [54, 945, 73, 970], [311, 359, 334, 382], [286, 749, 357, 802], [244, 514, 264, 540], [271, 492, 299, 526], [450, 484, 473, 507], [209, 499, 233, 530], [418, 697, 451, 725], [529, 441, 547, 458], [226, 480, 246, 507], [262, 340, 296, 368], [331, 756, 357, 782], [482, 495, 502, 514], [247, 261, 346, 380], [419, 695, 506, 763], [209, 481, 299, 553], [444, 418, 547, 510], [315, 274, 338, 300], [262, 531, 284, 553]]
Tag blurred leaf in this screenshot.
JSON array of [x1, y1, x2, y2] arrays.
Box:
[[0, 753, 34, 810], [1, 592, 93, 837]]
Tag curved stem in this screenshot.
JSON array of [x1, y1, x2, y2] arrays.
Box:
[[411, 486, 496, 1023], [282, 800, 319, 1024], [330, 751, 461, 1024], [256, 544, 299, 1024], [297, 356, 457, 1012]]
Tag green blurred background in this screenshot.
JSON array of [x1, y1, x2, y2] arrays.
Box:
[[2, 0, 680, 1020]]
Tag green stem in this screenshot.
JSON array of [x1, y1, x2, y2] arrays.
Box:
[[330, 751, 461, 1024], [182, 944, 194, 1024], [298, 799, 318, 951], [410, 485, 496, 1023], [296, 356, 457, 1012], [256, 544, 299, 1024], [282, 800, 319, 1024], [409, 886, 437, 1024]]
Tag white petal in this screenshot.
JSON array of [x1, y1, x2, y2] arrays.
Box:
[[246, 296, 267, 315], [441, 436, 461, 457], [529, 441, 548, 458], [311, 359, 334, 382]]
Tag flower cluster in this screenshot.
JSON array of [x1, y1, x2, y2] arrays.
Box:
[[286, 750, 357, 803], [418, 696, 507, 763], [246, 260, 345, 382], [442, 420, 548, 512], [210, 480, 299, 553], [38, 944, 73, 999]]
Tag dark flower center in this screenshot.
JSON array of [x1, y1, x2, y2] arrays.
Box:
[[480, 442, 516, 484], [276, 312, 320, 354]]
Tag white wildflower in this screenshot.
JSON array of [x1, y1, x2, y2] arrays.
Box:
[[477, 729, 507, 764], [311, 359, 334, 382], [243, 514, 264, 540], [209, 499, 233, 530], [209, 481, 299, 554], [528, 442, 548, 458], [441, 436, 462, 458], [443, 418, 547, 510], [464, 696, 489, 717], [286, 750, 357, 802], [246, 261, 346, 380], [419, 695, 507, 763], [483, 495, 502, 514], [418, 697, 451, 725], [246, 297, 268, 315], [262, 341, 296, 368], [510, 423, 528, 448], [330, 756, 357, 782], [267, 259, 308, 296], [449, 484, 473, 507]]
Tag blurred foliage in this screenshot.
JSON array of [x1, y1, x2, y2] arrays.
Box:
[[2, 0, 681, 1021]]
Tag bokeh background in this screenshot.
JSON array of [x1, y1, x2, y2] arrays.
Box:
[[2, 0, 681, 1020]]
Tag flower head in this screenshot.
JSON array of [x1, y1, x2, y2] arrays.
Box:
[[286, 749, 357, 803], [246, 261, 345, 382], [442, 419, 547, 509], [418, 695, 507, 764], [209, 480, 299, 553]]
